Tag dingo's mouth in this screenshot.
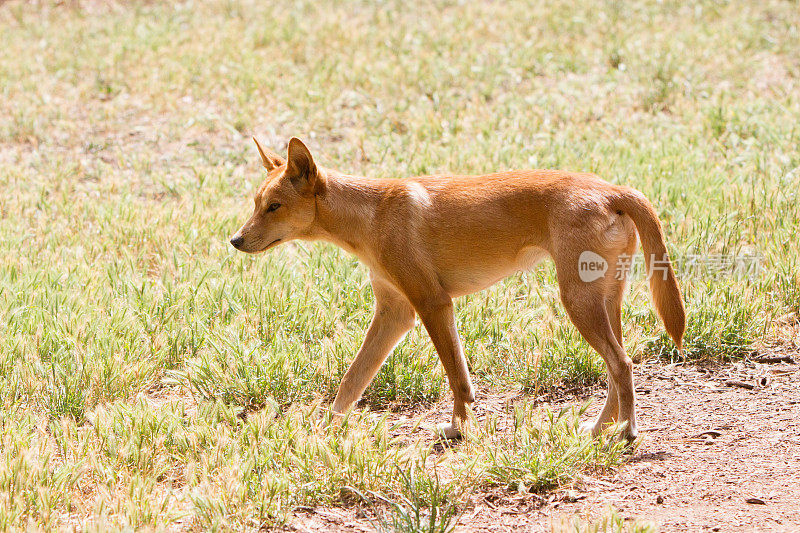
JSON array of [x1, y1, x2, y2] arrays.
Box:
[[261, 238, 281, 252]]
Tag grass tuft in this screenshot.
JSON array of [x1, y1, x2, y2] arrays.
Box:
[[462, 404, 628, 494]]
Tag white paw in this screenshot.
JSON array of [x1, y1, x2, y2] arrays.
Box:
[[579, 420, 600, 437], [609, 421, 637, 442], [581, 420, 638, 443], [621, 426, 638, 443], [435, 422, 463, 440], [322, 409, 347, 430]]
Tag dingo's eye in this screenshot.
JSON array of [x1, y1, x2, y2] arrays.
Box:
[[266, 203, 281, 213]]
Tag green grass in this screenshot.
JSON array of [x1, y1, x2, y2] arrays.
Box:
[[1, 0, 799, 529]]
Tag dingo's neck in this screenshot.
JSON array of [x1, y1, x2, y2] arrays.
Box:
[[310, 171, 385, 264]]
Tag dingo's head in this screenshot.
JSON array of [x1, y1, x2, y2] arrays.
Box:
[[230, 137, 322, 253]]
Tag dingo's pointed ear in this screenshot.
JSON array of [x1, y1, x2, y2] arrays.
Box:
[[286, 137, 319, 194], [253, 137, 285, 171]]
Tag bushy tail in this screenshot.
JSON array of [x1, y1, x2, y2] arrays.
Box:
[[611, 188, 686, 352]]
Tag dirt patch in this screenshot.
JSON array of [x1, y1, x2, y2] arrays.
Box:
[[288, 347, 800, 532], [463, 351, 800, 532]]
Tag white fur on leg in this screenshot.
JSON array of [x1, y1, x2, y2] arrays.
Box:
[[579, 420, 600, 437], [621, 421, 638, 442], [436, 422, 463, 440], [321, 407, 347, 430], [580, 418, 638, 443]]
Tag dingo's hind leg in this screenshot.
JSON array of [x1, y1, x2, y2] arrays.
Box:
[[554, 254, 637, 441], [589, 275, 630, 432], [564, 288, 636, 440], [595, 239, 639, 433]]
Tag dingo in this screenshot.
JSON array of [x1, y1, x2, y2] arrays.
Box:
[[230, 137, 685, 441]]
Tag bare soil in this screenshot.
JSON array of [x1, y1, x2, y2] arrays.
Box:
[[465, 349, 800, 532], [289, 346, 800, 532]]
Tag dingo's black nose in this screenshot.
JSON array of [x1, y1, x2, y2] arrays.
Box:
[[230, 235, 244, 249]]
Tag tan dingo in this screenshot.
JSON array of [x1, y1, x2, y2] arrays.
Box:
[[230, 137, 685, 440]]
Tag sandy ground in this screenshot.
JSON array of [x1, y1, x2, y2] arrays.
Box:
[[464, 351, 800, 532], [287, 346, 800, 532]]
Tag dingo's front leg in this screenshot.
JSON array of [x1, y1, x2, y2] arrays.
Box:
[[416, 297, 475, 439], [331, 279, 416, 415]]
